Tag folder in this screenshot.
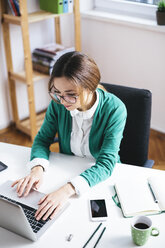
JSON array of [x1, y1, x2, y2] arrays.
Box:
[[63, 0, 68, 13], [39, 0, 63, 14], [68, 0, 73, 13]]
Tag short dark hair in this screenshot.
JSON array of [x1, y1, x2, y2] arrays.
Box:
[[48, 51, 101, 92]]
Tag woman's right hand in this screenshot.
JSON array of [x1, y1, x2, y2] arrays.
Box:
[[11, 166, 44, 197]]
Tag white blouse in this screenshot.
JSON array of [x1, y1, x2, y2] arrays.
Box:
[[70, 91, 99, 158], [69, 91, 99, 195], [27, 91, 99, 196]]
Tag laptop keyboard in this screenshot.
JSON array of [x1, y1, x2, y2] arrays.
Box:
[[0, 194, 49, 233]]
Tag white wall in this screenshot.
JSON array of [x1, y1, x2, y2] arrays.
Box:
[[81, 17, 165, 133], [0, 0, 165, 133]]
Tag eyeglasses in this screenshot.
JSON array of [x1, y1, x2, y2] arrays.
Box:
[[49, 87, 79, 104]]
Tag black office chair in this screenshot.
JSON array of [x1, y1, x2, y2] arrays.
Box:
[[101, 82, 154, 168]]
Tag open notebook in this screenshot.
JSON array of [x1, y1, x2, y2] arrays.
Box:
[[113, 176, 165, 218]]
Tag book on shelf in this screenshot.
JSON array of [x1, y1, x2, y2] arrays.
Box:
[[32, 62, 53, 75], [34, 43, 66, 59], [32, 54, 55, 68], [13, 0, 20, 16], [32, 43, 75, 75], [113, 175, 165, 218], [7, 0, 20, 16], [7, 0, 15, 15], [33, 43, 74, 59]]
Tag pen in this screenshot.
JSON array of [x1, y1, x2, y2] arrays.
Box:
[[82, 223, 102, 248], [148, 183, 159, 203], [93, 227, 106, 248]]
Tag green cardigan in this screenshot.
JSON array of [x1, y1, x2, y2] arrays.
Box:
[[31, 88, 127, 187]]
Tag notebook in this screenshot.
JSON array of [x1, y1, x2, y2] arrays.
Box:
[[113, 176, 165, 218], [0, 180, 69, 241]]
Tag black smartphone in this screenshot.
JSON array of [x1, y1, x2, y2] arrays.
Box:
[[89, 199, 108, 221], [0, 161, 8, 172]]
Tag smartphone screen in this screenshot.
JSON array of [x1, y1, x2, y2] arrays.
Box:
[[0, 161, 8, 172], [90, 199, 108, 220]]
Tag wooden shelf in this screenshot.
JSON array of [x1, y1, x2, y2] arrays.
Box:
[[3, 11, 72, 25], [28, 11, 72, 23], [9, 70, 49, 83], [2, 14, 21, 25], [32, 70, 49, 82], [16, 111, 46, 136], [1, 0, 81, 141]]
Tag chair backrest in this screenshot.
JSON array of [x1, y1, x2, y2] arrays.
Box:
[[101, 83, 152, 166]]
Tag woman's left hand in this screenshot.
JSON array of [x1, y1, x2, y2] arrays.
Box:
[[35, 183, 76, 221]]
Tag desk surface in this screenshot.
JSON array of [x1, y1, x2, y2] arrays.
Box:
[[0, 142, 165, 248]]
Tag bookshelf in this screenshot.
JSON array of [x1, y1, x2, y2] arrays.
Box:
[[0, 0, 81, 141]]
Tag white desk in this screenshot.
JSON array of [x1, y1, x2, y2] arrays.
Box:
[[0, 142, 164, 248]]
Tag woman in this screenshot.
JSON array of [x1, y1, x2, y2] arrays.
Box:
[[12, 51, 127, 221]]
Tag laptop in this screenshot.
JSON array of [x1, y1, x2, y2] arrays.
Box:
[[0, 180, 69, 241]]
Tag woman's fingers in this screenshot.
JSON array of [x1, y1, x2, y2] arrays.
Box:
[[35, 202, 62, 221], [35, 185, 74, 221], [37, 203, 53, 220], [11, 177, 30, 196], [35, 195, 48, 220], [35, 200, 54, 220], [16, 178, 26, 196], [23, 178, 37, 197], [38, 195, 47, 205], [43, 205, 57, 220], [11, 177, 38, 197], [11, 168, 44, 197], [33, 180, 42, 190], [49, 204, 62, 220], [11, 179, 20, 187], [17, 177, 30, 196]]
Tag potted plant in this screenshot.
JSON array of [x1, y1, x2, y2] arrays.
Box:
[[156, 0, 165, 25]]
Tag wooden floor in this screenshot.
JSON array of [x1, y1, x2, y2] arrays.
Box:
[[0, 126, 165, 171], [148, 129, 165, 170]]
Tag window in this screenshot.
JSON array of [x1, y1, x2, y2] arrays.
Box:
[[94, 0, 158, 20], [116, 0, 158, 5]]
